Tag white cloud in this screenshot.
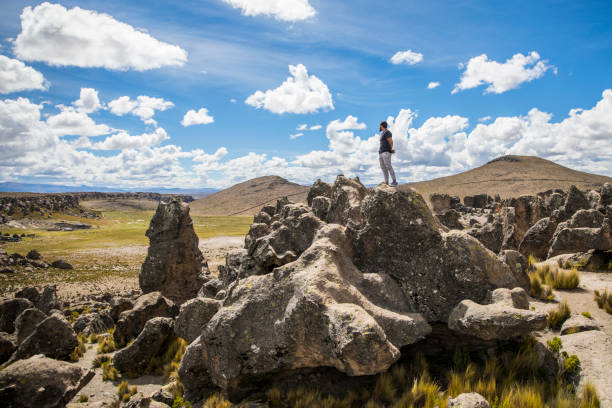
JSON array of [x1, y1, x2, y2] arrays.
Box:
[[181, 108, 214, 126], [453, 51, 555, 94], [0, 54, 47, 93], [289, 132, 304, 140], [46, 108, 112, 137], [427, 81, 440, 89], [245, 64, 333, 114], [73, 88, 102, 113], [478, 116, 492, 122], [92, 128, 169, 150], [310, 124, 322, 130], [296, 124, 307, 131], [108, 95, 174, 125], [230, 98, 237, 103], [221, 0, 316, 22], [14, 2, 187, 71], [390, 50, 423, 65]]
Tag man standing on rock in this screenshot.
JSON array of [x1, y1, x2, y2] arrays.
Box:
[[379, 121, 398, 186]]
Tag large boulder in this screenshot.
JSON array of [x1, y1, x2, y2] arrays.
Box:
[[504, 195, 546, 247], [548, 217, 612, 258], [177, 336, 218, 402], [8, 314, 78, 364], [113, 317, 174, 376], [201, 224, 431, 393], [174, 297, 221, 343], [15, 308, 46, 344], [307, 179, 333, 206], [114, 292, 177, 346], [519, 216, 558, 259], [498, 250, 530, 289], [560, 314, 601, 335], [326, 176, 368, 225], [348, 185, 524, 321], [562, 185, 591, 217], [0, 298, 34, 333], [110, 296, 134, 321], [0, 332, 16, 363], [467, 217, 504, 253], [567, 209, 604, 228], [599, 183, 612, 209], [73, 310, 114, 336], [16, 285, 62, 315], [139, 199, 207, 305], [448, 288, 547, 341], [0, 355, 94, 408], [436, 209, 464, 230]]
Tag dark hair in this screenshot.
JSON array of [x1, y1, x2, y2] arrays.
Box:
[[380, 121, 388, 129]]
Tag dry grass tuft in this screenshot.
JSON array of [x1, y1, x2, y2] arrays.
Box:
[[69, 333, 87, 362], [547, 300, 571, 330], [117, 381, 137, 402], [101, 361, 120, 381], [594, 289, 612, 314], [97, 335, 116, 354]]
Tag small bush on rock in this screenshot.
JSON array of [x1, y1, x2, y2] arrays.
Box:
[[117, 381, 137, 402], [98, 336, 115, 353], [203, 394, 231, 408], [92, 354, 111, 368]]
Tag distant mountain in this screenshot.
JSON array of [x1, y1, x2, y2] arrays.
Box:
[[0, 182, 219, 197], [190, 176, 309, 216], [404, 155, 612, 200]]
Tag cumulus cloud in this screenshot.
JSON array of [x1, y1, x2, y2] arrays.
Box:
[[14, 2, 187, 71], [0, 54, 47, 93], [478, 116, 492, 122], [46, 109, 112, 137], [181, 108, 214, 126], [108, 95, 174, 125], [390, 50, 423, 65], [73, 88, 102, 113], [310, 124, 322, 130], [289, 132, 304, 140], [427, 81, 440, 89], [245, 64, 333, 114], [453, 51, 555, 94], [221, 0, 316, 22], [92, 128, 169, 150]]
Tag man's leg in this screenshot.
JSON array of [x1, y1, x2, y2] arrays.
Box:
[[379, 154, 389, 184], [382, 153, 397, 184]]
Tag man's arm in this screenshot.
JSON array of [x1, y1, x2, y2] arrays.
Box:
[[388, 136, 395, 153]]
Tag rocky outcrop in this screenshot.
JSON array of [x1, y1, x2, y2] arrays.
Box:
[[348, 185, 523, 321], [519, 217, 558, 259], [187, 178, 529, 398], [0, 194, 98, 219], [0, 355, 94, 408], [140, 199, 207, 305], [430, 193, 452, 213], [114, 292, 177, 346], [178, 336, 218, 401], [15, 285, 60, 314], [113, 317, 174, 375], [51, 259, 73, 270], [73, 311, 114, 336], [0, 332, 16, 363], [467, 217, 503, 253], [448, 288, 547, 341], [174, 298, 221, 343], [561, 185, 591, 218], [8, 314, 78, 364], [110, 296, 134, 321], [498, 250, 530, 289], [548, 216, 612, 258], [436, 209, 464, 230], [15, 308, 46, 344], [0, 298, 34, 333]]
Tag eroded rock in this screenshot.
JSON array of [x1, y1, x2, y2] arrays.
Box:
[[114, 292, 177, 346]]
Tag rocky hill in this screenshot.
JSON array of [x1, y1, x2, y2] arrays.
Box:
[[190, 176, 309, 216], [406, 155, 612, 201]]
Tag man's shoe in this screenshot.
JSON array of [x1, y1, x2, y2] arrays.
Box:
[[390, 181, 398, 187]]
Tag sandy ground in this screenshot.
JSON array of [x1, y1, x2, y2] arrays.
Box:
[[531, 270, 612, 407]]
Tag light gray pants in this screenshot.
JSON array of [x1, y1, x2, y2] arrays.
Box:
[[379, 152, 396, 183]]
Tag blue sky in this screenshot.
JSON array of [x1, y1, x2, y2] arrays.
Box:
[[0, 0, 611, 189]]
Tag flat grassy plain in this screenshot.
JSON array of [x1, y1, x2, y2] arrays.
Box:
[[0, 211, 251, 296]]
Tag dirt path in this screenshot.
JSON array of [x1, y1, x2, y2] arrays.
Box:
[[533, 270, 612, 407]]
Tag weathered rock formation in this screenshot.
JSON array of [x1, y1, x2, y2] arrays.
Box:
[[114, 292, 177, 346], [140, 199, 207, 305], [0, 355, 94, 408]]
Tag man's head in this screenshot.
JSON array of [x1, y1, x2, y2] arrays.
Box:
[[379, 121, 388, 132]]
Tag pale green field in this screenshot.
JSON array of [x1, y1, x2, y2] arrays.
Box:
[[0, 211, 252, 295]]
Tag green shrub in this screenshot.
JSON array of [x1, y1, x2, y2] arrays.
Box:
[[564, 354, 580, 374], [547, 337, 562, 354], [528, 254, 537, 271], [78, 394, 89, 403], [581, 311, 592, 318], [548, 300, 571, 330], [172, 396, 192, 408]]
